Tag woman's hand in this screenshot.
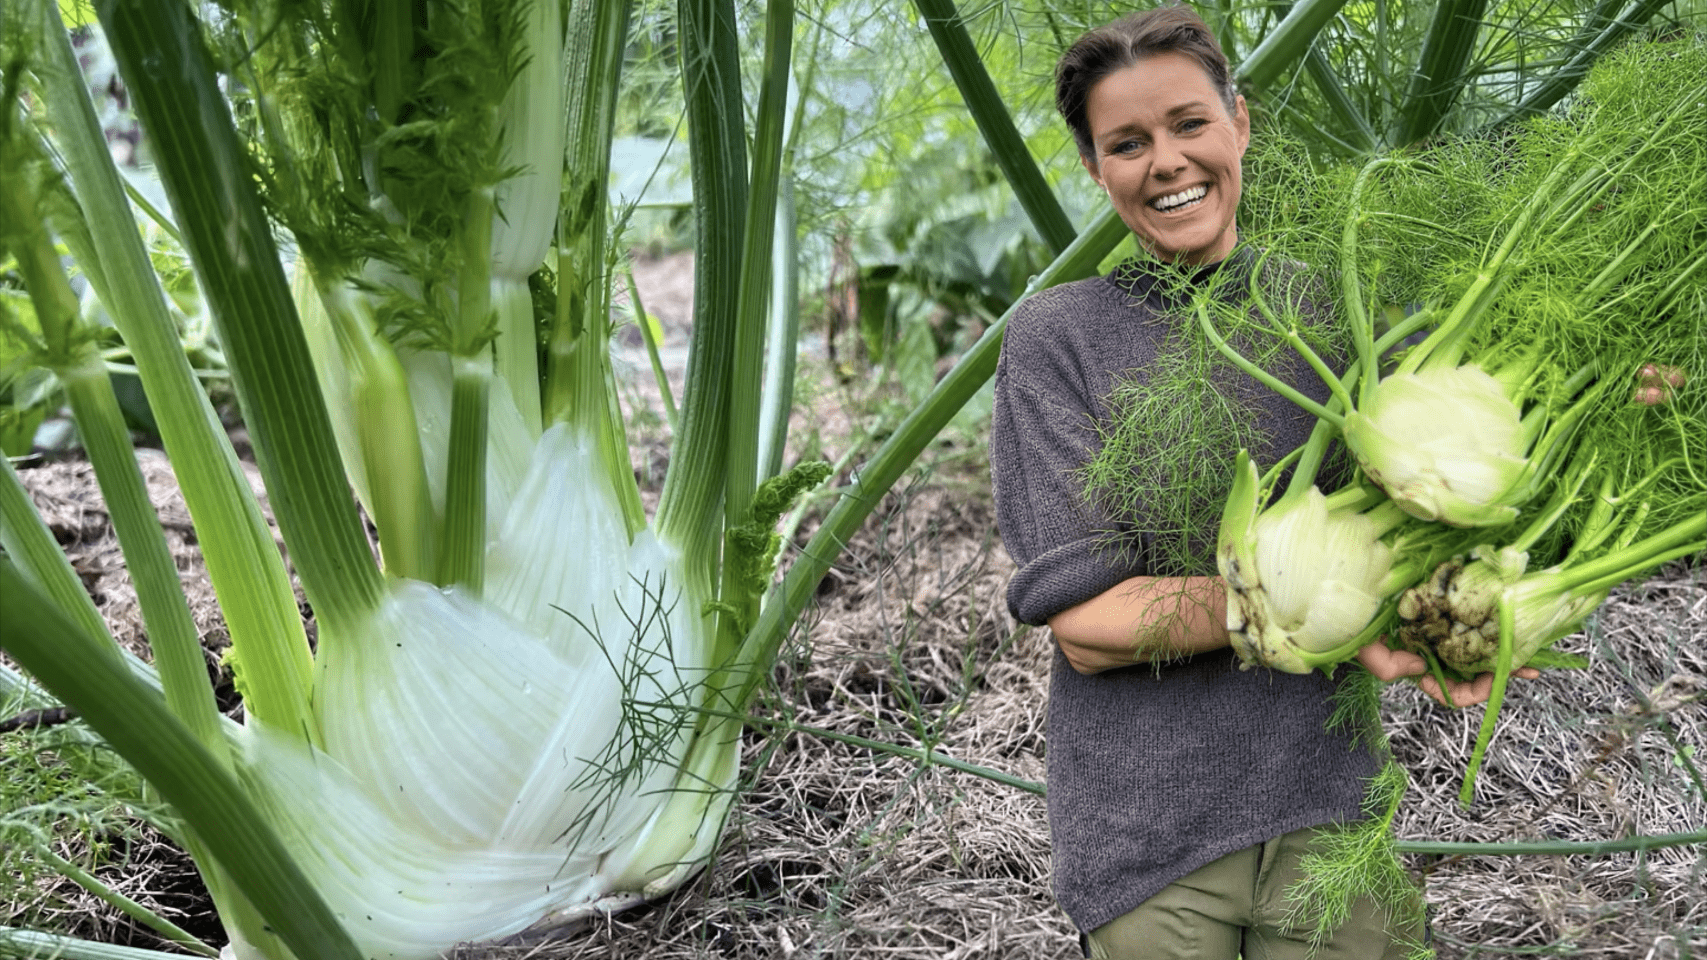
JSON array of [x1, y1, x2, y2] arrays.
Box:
[[1355, 641, 1539, 707]]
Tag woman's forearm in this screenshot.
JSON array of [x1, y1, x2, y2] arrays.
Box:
[[1047, 576, 1230, 674]]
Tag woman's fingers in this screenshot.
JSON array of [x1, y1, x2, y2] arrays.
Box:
[[1355, 640, 1425, 681], [1635, 363, 1686, 405], [1418, 667, 1540, 707], [1418, 672, 1488, 707], [1358, 640, 1544, 706]]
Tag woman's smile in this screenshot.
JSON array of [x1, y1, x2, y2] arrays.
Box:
[[1149, 183, 1209, 212]]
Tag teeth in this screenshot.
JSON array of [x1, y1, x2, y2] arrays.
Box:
[[1151, 185, 1207, 211]]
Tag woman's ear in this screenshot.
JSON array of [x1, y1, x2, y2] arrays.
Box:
[[1233, 94, 1251, 157], [1081, 151, 1103, 191]]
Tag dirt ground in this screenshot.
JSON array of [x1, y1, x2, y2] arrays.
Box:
[[3, 253, 1704, 959]]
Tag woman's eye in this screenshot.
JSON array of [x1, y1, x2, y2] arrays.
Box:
[[1111, 139, 1142, 155], [1181, 118, 1208, 133]]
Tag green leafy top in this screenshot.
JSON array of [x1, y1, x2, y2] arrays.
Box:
[[1077, 241, 1351, 577]]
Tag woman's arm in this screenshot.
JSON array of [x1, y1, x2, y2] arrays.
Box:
[[1050, 574, 1538, 707], [1046, 575, 1229, 674]]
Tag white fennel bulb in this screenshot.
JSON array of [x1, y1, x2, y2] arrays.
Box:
[[1220, 453, 1396, 674], [235, 426, 725, 959], [1344, 365, 1529, 527]]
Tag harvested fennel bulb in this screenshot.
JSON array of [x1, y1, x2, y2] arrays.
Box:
[[1218, 451, 1411, 673], [1396, 508, 1707, 678], [1343, 365, 1531, 527], [1393, 544, 1599, 673]]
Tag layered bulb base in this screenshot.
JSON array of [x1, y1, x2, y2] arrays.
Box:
[[1396, 546, 1603, 675], [1218, 455, 1394, 674], [1345, 365, 1529, 528], [233, 426, 727, 960]]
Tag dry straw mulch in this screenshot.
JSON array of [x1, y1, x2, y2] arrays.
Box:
[[4, 452, 1703, 960]]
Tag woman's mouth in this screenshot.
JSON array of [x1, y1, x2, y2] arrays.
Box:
[[1149, 184, 1208, 213]]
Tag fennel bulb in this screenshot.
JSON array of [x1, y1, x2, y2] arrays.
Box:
[[1343, 365, 1530, 528], [1218, 452, 1399, 674], [230, 425, 727, 960], [1397, 546, 1603, 676]]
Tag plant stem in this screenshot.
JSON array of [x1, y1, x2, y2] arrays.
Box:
[[658, 702, 1047, 797], [439, 358, 491, 593], [626, 268, 678, 429], [492, 277, 543, 440], [0, 927, 202, 960], [1343, 158, 1401, 410], [30, 0, 318, 733], [1235, 0, 1353, 93], [1196, 300, 1344, 427], [757, 174, 801, 482], [655, 0, 747, 576], [0, 458, 117, 665], [1460, 593, 1517, 807], [308, 274, 437, 581], [0, 561, 364, 960], [911, 0, 1076, 255], [97, 0, 384, 638], [734, 207, 1130, 711], [60, 363, 228, 759], [719, 0, 796, 650], [1301, 46, 1377, 153], [1552, 513, 1707, 596], [1390, 0, 1489, 147], [1394, 828, 1707, 857], [1486, 0, 1672, 128], [1565, 540, 1705, 599]]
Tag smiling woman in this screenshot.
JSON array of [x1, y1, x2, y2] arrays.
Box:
[[991, 6, 1431, 959], [1076, 51, 1250, 266]]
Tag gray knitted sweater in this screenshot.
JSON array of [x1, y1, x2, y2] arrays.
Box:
[[989, 252, 1381, 935]]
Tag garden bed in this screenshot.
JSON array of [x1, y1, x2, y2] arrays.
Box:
[[4, 438, 1701, 959]]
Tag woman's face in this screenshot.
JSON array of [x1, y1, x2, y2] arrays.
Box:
[[1080, 51, 1250, 266]]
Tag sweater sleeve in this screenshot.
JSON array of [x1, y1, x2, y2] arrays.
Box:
[[991, 299, 1145, 626]]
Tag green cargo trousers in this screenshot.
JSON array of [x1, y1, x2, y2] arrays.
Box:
[[1084, 825, 1426, 960]]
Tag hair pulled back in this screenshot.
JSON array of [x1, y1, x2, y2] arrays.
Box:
[[1056, 6, 1236, 160]]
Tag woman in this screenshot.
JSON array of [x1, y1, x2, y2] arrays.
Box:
[[989, 7, 1528, 957]]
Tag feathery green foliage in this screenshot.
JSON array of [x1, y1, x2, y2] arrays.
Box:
[[1078, 248, 1352, 577], [1283, 760, 1431, 959]]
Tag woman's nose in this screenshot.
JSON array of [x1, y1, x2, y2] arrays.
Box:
[[1151, 134, 1187, 178]]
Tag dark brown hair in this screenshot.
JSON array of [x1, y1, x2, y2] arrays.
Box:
[[1055, 5, 1237, 160]]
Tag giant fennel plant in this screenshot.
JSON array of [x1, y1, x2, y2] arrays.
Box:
[[1, 0, 850, 956], [0, 0, 1146, 953]]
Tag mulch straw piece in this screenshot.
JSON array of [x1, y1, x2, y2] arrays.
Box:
[[6, 452, 1702, 959]]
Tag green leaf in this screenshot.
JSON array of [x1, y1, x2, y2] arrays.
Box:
[[96, 0, 383, 638], [0, 561, 365, 960], [911, 0, 1077, 255]]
